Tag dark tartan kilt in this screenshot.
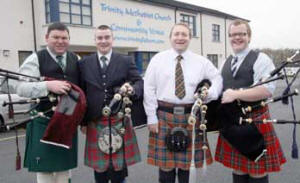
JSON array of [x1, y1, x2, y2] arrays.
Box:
[[215, 106, 286, 174], [84, 116, 141, 172], [147, 110, 213, 170]]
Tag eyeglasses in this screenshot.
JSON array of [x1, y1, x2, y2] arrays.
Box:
[[228, 32, 247, 38]]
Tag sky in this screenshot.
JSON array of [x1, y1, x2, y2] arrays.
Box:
[[177, 0, 300, 49]]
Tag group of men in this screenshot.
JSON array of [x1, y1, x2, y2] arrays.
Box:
[[14, 19, 285, 183]]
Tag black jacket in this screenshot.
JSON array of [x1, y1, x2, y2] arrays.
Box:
[[78, 52, 144, 124]]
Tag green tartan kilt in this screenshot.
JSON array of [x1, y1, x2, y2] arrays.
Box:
[[24, 117, 77, 172]]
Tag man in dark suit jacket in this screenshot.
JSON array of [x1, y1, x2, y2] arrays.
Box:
[[79, 25, 143, 183]]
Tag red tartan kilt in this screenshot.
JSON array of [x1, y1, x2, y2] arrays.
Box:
[[215, 106, 286, 174], [147, 109, 213, 170], [84, 117, 141, 172]]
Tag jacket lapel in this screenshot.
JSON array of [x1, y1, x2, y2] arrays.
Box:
[[106, 52, 119, 79], [87, 53, 103, 89]]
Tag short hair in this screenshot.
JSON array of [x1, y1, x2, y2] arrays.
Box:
[[97, 25, 112, 31], [228, 19, 252, 38], [47, 22, 69, 35], [169, 23, 192, 38]]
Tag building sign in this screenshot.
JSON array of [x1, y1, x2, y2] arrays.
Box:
[[99, 2, 173, 45]]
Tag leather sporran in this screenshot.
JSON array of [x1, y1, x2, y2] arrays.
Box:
[[165, 127, 190, 152]]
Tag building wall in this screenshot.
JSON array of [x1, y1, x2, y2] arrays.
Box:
[[0, 0, 239, 72], [202, 14, 227, 67], [0, 0, 34, 70]]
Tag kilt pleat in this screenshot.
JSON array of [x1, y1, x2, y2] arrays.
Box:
[[215, 106, 286, 174], [147, 110, 213, 170], [84, 117, 141, 172]]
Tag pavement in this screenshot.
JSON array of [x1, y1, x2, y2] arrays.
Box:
[[0, 79, 300, 183]]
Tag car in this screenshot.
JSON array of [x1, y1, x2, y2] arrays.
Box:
[[0, 92, 31, 127]]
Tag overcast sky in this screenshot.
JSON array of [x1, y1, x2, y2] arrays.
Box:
[[178, 0, 300, 49]]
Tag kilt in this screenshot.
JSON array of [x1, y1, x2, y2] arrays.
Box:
[[215, 106, 286, 174], [147, 103, 213, 170], [84, 116, 141, 172]]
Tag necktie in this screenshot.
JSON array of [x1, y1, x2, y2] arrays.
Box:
[[56, 55, 64, 71], [231, 56, 238, 77], [100, 56, 108, 73], [175, 55, 186, 99]]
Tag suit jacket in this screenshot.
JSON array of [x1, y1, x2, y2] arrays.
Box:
[[79, 52, 145, 125]]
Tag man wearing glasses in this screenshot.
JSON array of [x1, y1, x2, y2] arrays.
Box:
[[215, 19, 286, 183]]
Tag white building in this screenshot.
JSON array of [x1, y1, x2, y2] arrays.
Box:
[[0, 0, 246, 74]]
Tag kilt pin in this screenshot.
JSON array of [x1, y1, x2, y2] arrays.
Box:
[[147, 109, 213, 170], [215, 106, 286, 174], [84, 117, 141, 172]]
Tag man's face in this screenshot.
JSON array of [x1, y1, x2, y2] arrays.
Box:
[[170, 25, 191, 54], [95, 29, 113, 55], [229, 24, 250, 54], [45, 30, 70, 55]]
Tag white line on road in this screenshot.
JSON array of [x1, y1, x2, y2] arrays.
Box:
[[0, 134, 25, 142]]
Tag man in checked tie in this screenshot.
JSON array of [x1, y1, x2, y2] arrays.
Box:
[[215, 19, 286, 183], [143, 23, 222, 183], [15, 22, 80, 183]]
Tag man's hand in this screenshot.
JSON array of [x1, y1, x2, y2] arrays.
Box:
[[46, 80, 71, 95], [221, 89, 237, 103], [148, 124, 158, 133]]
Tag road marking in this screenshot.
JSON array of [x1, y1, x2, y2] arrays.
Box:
[[0, 134, 25, 142]]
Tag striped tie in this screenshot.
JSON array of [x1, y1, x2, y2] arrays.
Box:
[[175, 55, 185, 99], [100, 56, 108, 73], [56, 55, 65, 71], [231, 56, 238, 77]]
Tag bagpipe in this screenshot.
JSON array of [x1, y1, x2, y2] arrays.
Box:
[[0, 67, 86, 169], [98, 82, 145, 177], [187, 79, 211, 183], [211, 50, 300, 161], [98, 83, 134, 155]]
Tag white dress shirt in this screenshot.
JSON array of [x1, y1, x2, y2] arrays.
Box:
[[144, 48, 223, 124]]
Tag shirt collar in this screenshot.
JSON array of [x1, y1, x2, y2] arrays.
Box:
[[170, 48, 189, 61], [46, 47, 67, 61], [97, 50, 112, 62], [234, 47, 250, 59]]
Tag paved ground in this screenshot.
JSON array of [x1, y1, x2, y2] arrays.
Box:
[[0, 79, 300, 183]]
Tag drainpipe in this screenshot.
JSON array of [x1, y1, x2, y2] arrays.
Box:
[[31, 0, 37, 52], [200, 13, 203, 55]]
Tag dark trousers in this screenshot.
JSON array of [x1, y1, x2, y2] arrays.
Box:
[[233, 173, 269, 183], [94, 168, 127, 183], [159, 169, 189, 183]]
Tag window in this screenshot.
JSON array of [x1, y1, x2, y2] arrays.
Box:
[[212, 24, 220, 42], [142, 52, 156, 73], [18, 51, 33, 66], [45, 0, 92, 26], [180, 14, 196, 37], [129, 52, 156, 75], [207, 54, 218, 67]]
